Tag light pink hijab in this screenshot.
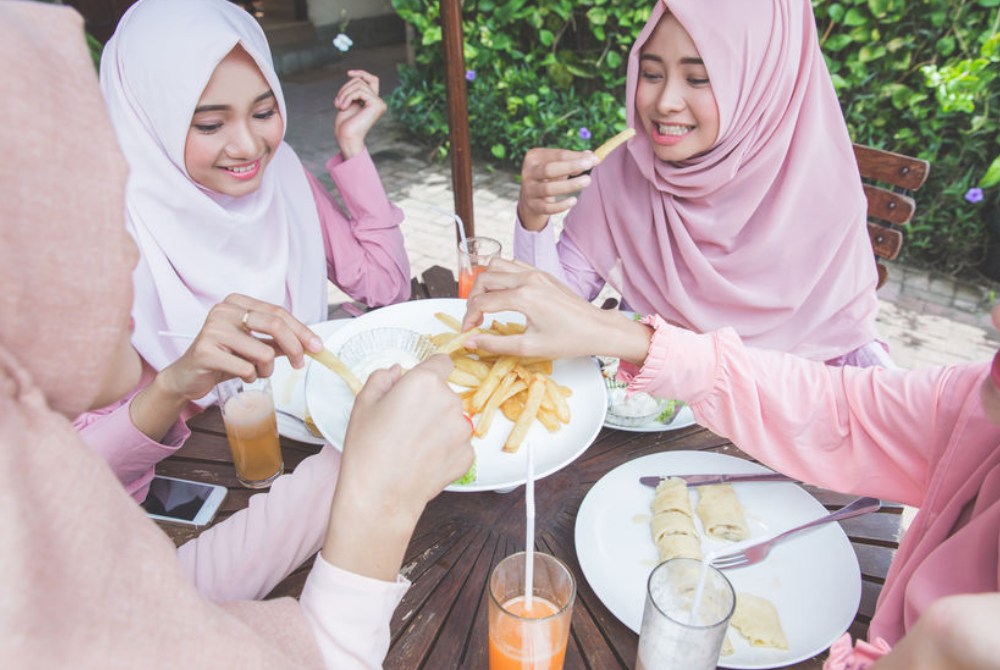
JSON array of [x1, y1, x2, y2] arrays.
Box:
[[565, 0, 879, 361], [0, 3, 323, 666], [100, 0, 327, 372]]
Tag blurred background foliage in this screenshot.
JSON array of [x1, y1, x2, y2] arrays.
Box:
[[389, 0, 1000, 278]]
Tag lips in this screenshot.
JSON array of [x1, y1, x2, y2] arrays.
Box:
[[651, 122, 694, 146], [218, 157, 262, 180]]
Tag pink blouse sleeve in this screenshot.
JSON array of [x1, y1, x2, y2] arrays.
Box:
[[74, 386, 189, 502], [513, 211, 605, 300], [299, 555, 409, 669], [176, 445, 341, 602], [626, 316, 966, 507], [309, 150, 410, 307]]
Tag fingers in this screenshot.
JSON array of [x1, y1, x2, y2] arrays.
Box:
[[345, 69, 379, 95], [223, 294, 322, 368], [335, 73, 384, 110]]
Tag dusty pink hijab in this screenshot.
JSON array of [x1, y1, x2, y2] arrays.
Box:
[[0, 3, 322, 666], [565, 0, 879, 361], [100, 0, 327, 373]]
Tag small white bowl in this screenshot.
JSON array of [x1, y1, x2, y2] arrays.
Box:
[[336, 327, 434, 381], [604, 379, 670, 428]]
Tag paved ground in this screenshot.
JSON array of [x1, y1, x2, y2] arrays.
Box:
[[281, 43, 999, 371]]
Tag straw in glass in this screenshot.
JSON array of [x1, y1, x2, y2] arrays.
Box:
[[429, 205, 468, 247], [524, 440, 535, 610]]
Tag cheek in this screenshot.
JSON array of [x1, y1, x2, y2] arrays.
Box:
[[696, 91, 720, 141], [183, 131, 214, 177]]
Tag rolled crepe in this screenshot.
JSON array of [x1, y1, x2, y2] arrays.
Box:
[[655, 533, 702, 562], [651, 476, 693, 517], [696, 484, 750, 542], [651, 510, 698, 543], [730, 593, 789, 650]]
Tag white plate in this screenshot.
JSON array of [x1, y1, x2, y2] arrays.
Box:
[[604, 403, 698, 432], [271, 319, 350, 444], [305, 299, 607, 492], [575, 451, 860, 669]]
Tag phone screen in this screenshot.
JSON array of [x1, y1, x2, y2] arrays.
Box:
[[141, 477, 216, 522]]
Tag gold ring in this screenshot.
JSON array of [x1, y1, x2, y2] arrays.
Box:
[[240, 309, 252, 332]]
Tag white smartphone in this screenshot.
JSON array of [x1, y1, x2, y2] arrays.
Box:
[[140, 475, 227, 528]]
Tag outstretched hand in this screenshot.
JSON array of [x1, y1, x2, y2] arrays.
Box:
[[517, 147, 597, 232], [460, 259, 654, 365], [333, 69, 386, 159]]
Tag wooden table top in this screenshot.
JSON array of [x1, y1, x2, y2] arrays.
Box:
[[156, 267, 902, 669]]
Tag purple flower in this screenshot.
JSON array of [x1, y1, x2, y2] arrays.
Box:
[[465, 69, 476, 81], [579, 127, 592, 140], [965, 187, 984, 203]]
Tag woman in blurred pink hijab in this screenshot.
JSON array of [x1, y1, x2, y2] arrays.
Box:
[[515, 0, 889, 368], [0, 4, 470, 666]]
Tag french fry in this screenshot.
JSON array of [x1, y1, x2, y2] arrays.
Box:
[[501, 396, 523, 422], [435, 312, 463, 332], [594, 127, 636, 162], [431, 332, 456, 348], [452, 355, 490, 380], [545, 378, 571, 424], [524, 360, 554, 376], [306, 348, 363, 395], [493, 322, 527, 336], [448, 369, 482, 388], [436, 327, 485, 355], [475, 373, 517, 438], [504, 374, 547, 453], [537, 406, 561, 432], [471, 355, 517, 413]]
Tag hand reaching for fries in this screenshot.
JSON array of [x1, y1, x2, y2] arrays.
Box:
[[518, 148, 598, 233], [460, 258, 656, 366], [431, 311, 572, 453]]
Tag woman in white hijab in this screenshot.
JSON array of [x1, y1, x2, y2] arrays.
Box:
[[76, 0, 411, 502]]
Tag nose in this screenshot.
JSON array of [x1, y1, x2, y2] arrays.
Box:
[[656, 76, 686, 115], [224, 120, 260, 159]]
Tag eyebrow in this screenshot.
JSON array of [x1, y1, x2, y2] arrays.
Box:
[[639, 54, 704, 66], [193, 90, 275, 114]]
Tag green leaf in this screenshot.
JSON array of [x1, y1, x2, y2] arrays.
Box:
[[981, 155, 1000, 189], [828, 3, 845, 22], [606, 50, 622, 69], [539, 29, 554, 46], [491, 143, 507, 160], [587, 7, 608, 25], [844, 7, 868, 26]]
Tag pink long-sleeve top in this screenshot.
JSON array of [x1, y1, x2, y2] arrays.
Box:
[[626, 315, 1000, 665], [76, 151, 408, 502]]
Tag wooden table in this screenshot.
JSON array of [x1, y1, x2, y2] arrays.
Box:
[[156, 267, 902, 669]]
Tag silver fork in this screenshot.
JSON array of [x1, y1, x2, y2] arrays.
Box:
[[710, 496, 882, 570]]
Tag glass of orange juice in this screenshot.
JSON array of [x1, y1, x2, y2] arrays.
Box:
[[216, 377, 284, 489], [457, 236, 502, 299], [488, 551, 575, 670]]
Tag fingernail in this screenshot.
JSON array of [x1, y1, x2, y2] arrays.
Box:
[[309, 336, 323, 352]]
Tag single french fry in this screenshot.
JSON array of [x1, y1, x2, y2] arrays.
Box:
[[452, 355, 490, 380], [537, 406, 561, 432], [545, 377, 571, 424], [560, 385, 572, 397], [306, 348, 363, 395], [471, 355, 517, 413], [524, 360, 554, 376], [431, 332, 456, 348], [501, 396, 523, 422], [504, 374, 547, 453], [448, 369, 482, 388], [475, 373, 517, 437], [436, 327, 485, 355], [435, 312, 463, 332], [594, 127, 636, 162]]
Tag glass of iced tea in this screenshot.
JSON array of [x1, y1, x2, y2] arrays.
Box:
[[216, 377, 283, 489], [457, 236, 501, 299], [488, 551, 575, 670]]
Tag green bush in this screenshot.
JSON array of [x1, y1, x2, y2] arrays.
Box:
[[389, 0, 1000, 277]]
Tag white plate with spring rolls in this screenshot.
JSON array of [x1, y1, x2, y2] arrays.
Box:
[[304, 299, 607, 492], [575, 451, 860, 669]]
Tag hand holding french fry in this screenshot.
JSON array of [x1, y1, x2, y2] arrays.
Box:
[[460, 258, 655, 366], [517, 148, 598, 232]]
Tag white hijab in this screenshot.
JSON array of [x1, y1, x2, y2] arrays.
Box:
[[100, 0, 327, 372]]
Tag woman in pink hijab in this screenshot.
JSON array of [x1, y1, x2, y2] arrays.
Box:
[[0, 4, 471, 667], [515, 0, 889, 367], [462, 260, 1000, 669], [76, 0, 411, 501]]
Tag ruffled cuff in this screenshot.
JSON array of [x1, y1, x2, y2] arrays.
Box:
[[616, 314, 667, 396], [823, 634, 892, 670]]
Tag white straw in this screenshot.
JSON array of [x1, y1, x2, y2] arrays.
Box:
[[158, 330, 196, 340], [524, 440, 535, 611], [429, 205, 468, 247]]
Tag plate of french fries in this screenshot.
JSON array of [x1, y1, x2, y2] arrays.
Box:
[[304, 299, 607, 492]]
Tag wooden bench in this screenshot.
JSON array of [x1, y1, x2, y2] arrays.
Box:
[[853, 144, 930, 289]]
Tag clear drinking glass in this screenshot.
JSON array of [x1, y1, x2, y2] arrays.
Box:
[[216, 377, 283, 489], [457, 236, 502, 299], [488, 551, 575, 670], [636, 558, 736, 670]]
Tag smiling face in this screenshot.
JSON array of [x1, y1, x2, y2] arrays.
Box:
[[634, 13, 720, 163], [184, 46, 283, 197]]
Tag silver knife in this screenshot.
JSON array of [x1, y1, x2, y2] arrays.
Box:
[[639, 473, 797, 488]]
